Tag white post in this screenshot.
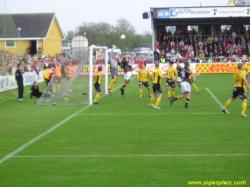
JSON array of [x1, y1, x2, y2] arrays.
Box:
[[89, 46, 93, 105], [105, 46, 108, 95]]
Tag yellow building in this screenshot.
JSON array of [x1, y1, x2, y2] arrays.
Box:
[[0, 13, 65, 57]]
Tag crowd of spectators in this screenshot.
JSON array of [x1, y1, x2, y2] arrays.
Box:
[[154, 27, 250, 63], [0, 49, 81, 76]]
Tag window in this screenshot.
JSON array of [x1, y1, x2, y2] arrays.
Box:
[[5, 40, 15, 48]]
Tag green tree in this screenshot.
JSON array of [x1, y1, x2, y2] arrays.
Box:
[[74, 18, 152, 52]]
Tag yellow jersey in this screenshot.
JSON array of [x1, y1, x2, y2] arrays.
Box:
[[94, 71, 102, 84], [166, 66, 177, 79], [242, 64, 250, 74], [189, 68, 194, 79], [233, 70, 246, 88], [137, 68, 150, 82], [151, 68, 163, 84]]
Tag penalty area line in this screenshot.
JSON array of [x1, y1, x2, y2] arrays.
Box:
[[77, 113, 223, 116], [9, 154, 250, 158], [206, 88, 229, 114], [0, 82, 124, 165]]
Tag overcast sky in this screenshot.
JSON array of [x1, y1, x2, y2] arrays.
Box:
[[1, 0, 229, 35]]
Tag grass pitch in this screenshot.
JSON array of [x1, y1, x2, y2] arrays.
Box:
[[0, 74, 249, 187]]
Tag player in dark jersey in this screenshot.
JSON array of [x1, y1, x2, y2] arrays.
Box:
[[170, 61, 200, 108], [222, 63, 250, 117], [119, 57, 138, 97], [176, 60, 182, 88]]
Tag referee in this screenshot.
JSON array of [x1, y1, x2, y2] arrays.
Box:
[[15, 62, 24, 102], [108, 55, 118, 95]]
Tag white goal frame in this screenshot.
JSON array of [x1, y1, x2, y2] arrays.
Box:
[[89, 46, 109, 105]]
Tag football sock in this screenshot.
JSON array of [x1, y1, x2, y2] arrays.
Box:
[[110, 79, 116, 89], [140, 90, 143, 97], [241, 102, 247, 115], [53, 84, 56, 91], [155, 98, 161, 107], [193, 84, 199, 92], [57, 84, 60, 91], [172, 91, 175, 98], [185, 98, 190, 107], [167, 91, 171, 98], [224, 99, 232, 109], [94, 94, 100, 103], [174, 96, 182, 100], [148, 89, 151, 96], [150, 96, 155, 104], [121, 85, 126, 90]]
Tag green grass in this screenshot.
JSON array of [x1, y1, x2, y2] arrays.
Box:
[[0, 74, 249, 187]]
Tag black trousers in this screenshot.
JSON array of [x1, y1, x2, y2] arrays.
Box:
[[17, 81, 24, 99], [45, 78, 52, 92]]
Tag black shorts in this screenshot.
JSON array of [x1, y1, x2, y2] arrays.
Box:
[[166, 79, 175, 88], [94, 83, 101, 92], [111, 68, 118, 79], [231, 87, 246, 100], [54, 76, 61, 83], [189, 78, 194, 84], [139, 81, 149, 88], [152, 84, 162, 94]]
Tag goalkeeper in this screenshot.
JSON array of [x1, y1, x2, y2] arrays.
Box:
[[108, 55, 118, 96]]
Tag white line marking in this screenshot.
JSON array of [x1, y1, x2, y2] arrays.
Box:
[[206, 87, 229, 113], [77, 113, 222, 116], [9, 154, 250, 158], [0, 82, 125, 165]]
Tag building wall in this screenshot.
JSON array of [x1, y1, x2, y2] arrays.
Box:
[[37, 40, 43, 55], [44, 19, 63, 57], [0, 40, 29, 56]]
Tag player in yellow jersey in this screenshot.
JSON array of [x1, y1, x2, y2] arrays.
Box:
[[189, 67, 199, 94], [222, 63, 250, 117], [242, 60, 250, 107], [137, 63, 151, 98], [149, 62, 171, 109], [166, 61, 177, 99], [93, 66, 102, 104]]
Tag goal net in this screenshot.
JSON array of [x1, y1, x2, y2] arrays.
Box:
[[36, 45, 108, 105]]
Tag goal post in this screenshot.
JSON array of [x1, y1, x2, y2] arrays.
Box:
[[36, 45, 109, 106], [89, 45, 109, 105]]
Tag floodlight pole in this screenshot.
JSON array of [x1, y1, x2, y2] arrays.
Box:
[[17, 27, 21, 56]]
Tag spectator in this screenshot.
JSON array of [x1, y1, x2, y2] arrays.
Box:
[[160, 55, 166, 64], [207, 57, 213, 63]]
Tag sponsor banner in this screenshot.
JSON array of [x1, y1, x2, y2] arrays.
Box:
[[157, 7, 250, 19], [195, 63, 250, 74], [0, 71, 43, 92], [157, 9, 170, 18], [80, 63, 196, 75]]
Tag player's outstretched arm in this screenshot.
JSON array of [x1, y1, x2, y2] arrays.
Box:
[[243, 77, 250, 89], [190, 73, 201, 77]]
